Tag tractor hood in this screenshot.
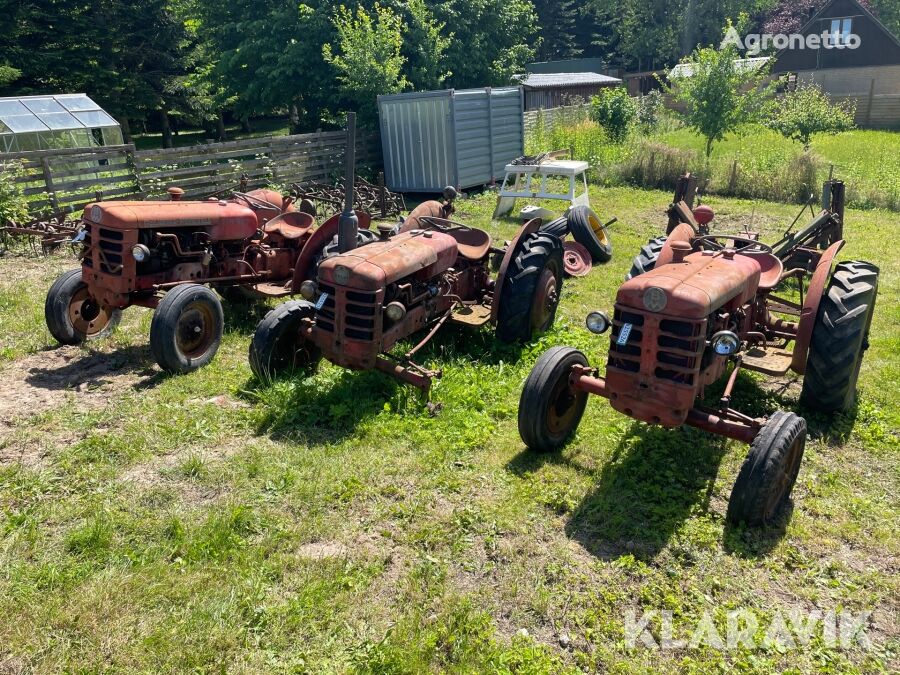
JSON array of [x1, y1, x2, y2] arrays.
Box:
[[618, 250, 761, 319], [318, 230, 458, 291], [82, 200, 260, 241]]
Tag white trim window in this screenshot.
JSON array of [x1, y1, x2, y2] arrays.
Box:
[[829, 17, 853, 45]]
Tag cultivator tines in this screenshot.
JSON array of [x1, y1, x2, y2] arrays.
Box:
[[0, 212, 79, 255], [290, 174, 405, 219]]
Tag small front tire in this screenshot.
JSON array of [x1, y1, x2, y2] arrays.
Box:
[[518, 347, 590, 453], [727, 411, 806, 526], [568, 206, 613, 264], [150, 284, 224, 374], [45, 268, 121, 345], [249, 300, 321, 381]]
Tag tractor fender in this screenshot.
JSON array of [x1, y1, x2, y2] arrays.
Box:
[[656, 222, 695, 268], [289, 210, 371, 293], [490, 218, 543, 324], [398, 200, 452, 233], [790, 240, 845, 375]]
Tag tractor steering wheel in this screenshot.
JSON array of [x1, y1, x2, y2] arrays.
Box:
[[418, 216, 472, 232], [232, 191, 281, 213], [693, 234, 773, 256]]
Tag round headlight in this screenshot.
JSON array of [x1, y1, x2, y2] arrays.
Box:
[[585, 311, 611, 335], [299, 280, 317, 301], [131, 244, 151, 262], [385, 301, 406, 322], [711, 330, 741, 356]]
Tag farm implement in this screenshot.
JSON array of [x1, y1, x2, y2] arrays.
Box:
[[249, 113, 566, 393], [519, 177, 878, 525]]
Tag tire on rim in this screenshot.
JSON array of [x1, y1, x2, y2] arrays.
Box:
[[799, 261, 879, 413], [567, 205, 612, 263], [518, 346, 589, 452], [45, 268, 121, 345], [150, 284, 224, 373], [539, 215, 569, 239], [727, 411, 806, 526], [249, 300, 321, 381], [496, 231, 564, 343], [625, 235, 667, 280]]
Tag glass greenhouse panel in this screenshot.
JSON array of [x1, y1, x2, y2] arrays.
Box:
[[40, 112, 83, 130], [73, 110, 118, 128], [22, 98, 66, 114], [1, 115, 49, 133], [56, 94, 99, 112]]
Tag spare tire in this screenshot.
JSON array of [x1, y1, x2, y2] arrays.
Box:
[[539, 215, 568, 239], [567, 206, 612, 263]]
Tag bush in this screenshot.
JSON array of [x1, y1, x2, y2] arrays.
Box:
[[589, 88, 637, 143], [767, 82, 856, 150], [0, 161, 29, 225], [635, 91, 664, 132], [615, 140, 700, 190]]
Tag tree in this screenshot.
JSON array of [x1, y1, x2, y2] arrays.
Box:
[[533, 0, 581, 61], [767, 82, 855, 149], [395, 0, 452, 91], [590, 87, 637, 142], [667, 21, 774, 158], [323, 3, 409, 126], [764, 0, 872, 34]]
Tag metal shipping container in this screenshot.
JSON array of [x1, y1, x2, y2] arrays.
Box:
[[377, 87, 524, 193]]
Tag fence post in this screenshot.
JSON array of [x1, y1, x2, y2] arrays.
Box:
[[40, 157, 60, 212]]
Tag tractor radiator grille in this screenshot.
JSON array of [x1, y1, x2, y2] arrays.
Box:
[[82, 223, 124, 276], [607, 305, 705, 386], [315, 283, 379, 340]]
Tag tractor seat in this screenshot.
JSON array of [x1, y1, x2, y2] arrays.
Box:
[[751, 252, 784, 290], [264, 211, 315, 240], [440, 227, 492, 261]]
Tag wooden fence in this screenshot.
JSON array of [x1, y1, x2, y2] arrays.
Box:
[[2, 130, 381, 216], [523, 104, 591, 135]]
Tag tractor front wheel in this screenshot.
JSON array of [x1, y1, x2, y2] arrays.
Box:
[[727, 411, 806, 526], [800, 261, 879, 413], [518, 347, 590, 452], [150, 284, 224, 374], [249, 300, 321, 381], [496, 231, 563, 342], [568, 206, 613, 263], [45, 269, 121, 345], [625, 235, 667, 280]]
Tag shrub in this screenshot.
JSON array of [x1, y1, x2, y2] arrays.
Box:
[[767, 82, 856, 150], [615, 140, 700, 190], [0, 161, 29, 225], [635, 91, 664, 133], [589, 88, 637, 143]]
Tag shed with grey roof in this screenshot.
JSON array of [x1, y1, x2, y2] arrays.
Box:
[[514, 72, 623, 111]]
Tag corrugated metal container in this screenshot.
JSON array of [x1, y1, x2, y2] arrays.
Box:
[[377, 87, 524, 193]]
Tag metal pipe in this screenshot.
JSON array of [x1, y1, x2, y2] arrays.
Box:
[[686, 408, 759, 444], [338, 112, 359, 253]]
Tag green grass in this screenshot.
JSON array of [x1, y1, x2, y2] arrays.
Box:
[[0, 185, 897, 672]]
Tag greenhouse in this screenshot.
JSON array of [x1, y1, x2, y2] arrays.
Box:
[[0, 94, 123, 153]]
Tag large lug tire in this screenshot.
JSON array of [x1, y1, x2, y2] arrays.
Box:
[[539, 215, 569, 239], [518, 347, 590, 453], [625, 235, 667, 281], [149, 284, 224, 374], [45, 268, 121, 345], [799, 261, 879, 413], [567, 205, 613, 264], [727, 411, 807, 526], [496, 231, 564, 343], [249, 300, 321, 381]]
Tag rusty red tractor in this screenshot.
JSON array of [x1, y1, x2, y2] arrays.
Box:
[[44, 181, 376, 374], [518, 180, 878, 525], [248, 114, 565, 392]]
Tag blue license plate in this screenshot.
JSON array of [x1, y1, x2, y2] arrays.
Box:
[[617, 322, 633, 346], [315, 292, 328, 310]]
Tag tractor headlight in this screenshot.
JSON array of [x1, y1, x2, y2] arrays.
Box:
[[711, 330, 741, 356], [585, 311, 611, 335], [385, 301, 406, 322], [131, 244, 151, 262], [299, 280, 317, 301]]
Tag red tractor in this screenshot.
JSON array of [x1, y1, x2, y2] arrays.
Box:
[[248, 114, 565, 392], [44, 181, 373, 374], [518, 191, 878, 525]]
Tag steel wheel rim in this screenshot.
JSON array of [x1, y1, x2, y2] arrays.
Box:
[[546, 371, 582, 436], [588, 213, 609, 245], [68, 286, 112, 337], [530, 265, 559, 332], [176, 301, 216, 358]]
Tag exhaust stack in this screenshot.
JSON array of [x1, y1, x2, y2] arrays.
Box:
[[338, 112, 359, 253]]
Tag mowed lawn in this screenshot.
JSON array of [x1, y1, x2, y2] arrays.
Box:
[[0, 186, 897, 673]]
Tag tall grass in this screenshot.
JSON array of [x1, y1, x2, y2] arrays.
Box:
[[525, 110, 900, 210]]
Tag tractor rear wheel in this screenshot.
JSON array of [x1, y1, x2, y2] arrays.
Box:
[[799, 261, 879, 413], [518, 347, 590, 452], [567, 206, 613, 263], [45, 268, 121, 345], [727, 411, 806, 526], [496, 231, 563, 342], [625, 235, 667, 280], [150, 284, 224, 374], [249, 300, 321, 381]]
